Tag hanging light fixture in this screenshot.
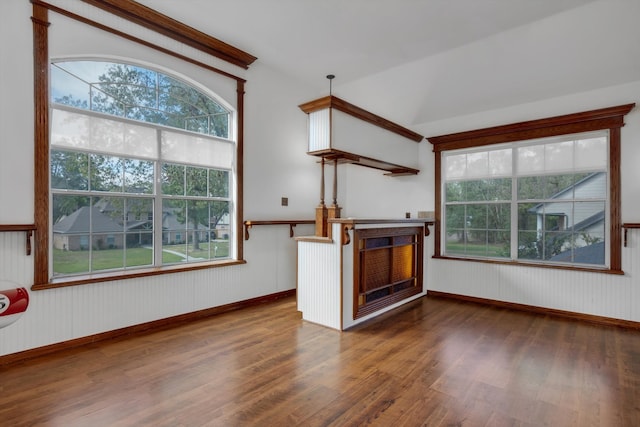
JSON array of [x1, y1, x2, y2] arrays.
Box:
[[299, 77, 422, 176], [309, 74, 339, 238], [299, 74, 424, 237]]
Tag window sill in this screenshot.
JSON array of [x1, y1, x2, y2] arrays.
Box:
[[31, 259, 247, 291], [432, 255, 624, 275]]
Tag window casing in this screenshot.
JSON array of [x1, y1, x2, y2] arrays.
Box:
[[442, 131, 609, 267], [50, 60, 235, 279], [31, 1, 251, 289], [428, 104, 635, 274]]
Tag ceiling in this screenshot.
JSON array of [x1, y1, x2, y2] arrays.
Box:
[[136, 0, 638, 126], [139, 0, 595, 85]]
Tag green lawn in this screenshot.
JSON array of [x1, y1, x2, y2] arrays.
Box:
[[53, 241, 230, 274], [53, 247, 158, 274], [162, 241, 229, 262], [194, 241, 229, 258], [445, 242, 506, 257]]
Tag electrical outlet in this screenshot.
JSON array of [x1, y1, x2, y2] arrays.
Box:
[[281, 197, 288, 206]]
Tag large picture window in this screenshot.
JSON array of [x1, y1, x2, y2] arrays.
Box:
[[429, 104, 635, 273], [31, 1, 252, 288], [50, 60, 235, 278], [442, 131, 608, 267]]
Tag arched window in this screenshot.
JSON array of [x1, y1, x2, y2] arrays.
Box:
[[50, 60, 235, 277], [51, 61, 231, 138]]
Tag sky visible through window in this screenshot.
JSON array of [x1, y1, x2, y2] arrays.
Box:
[[51, 60, 230, 138], [49, 60, 235, 277]]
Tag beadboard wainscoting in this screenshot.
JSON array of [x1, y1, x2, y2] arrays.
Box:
[[0, 224, 314, 358], [430, 228, 640, 323]]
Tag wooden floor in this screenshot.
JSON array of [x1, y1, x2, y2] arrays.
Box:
[[1, 295, 639, 427]]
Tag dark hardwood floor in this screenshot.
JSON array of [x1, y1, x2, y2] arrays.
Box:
[[1, 294, 639, 426]]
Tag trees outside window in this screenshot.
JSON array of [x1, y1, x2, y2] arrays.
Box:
[[50, 60, 234, 277], [441, 132, 609, 267], [429, 103, 635, 273]]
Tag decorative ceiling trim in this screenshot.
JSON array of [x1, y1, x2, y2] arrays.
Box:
[[80, 0, 257, 69], [299, 95, 424, 143], [31, 0, 246, 82], [428, 103, 636, 152]]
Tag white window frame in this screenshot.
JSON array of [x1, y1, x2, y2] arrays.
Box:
[[441, 130, 610, 268], [49, 98, 236, 278], [427, 103, 635, 275], [31, 0, 250, 289]]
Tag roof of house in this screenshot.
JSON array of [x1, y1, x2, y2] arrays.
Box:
[[54, 204, 214, 235], [546, 211, 606, 265], [529, 172, 604, 213], [549, 241, 605, 265], [53, 206, 123, 234], [572, 210, 605, 232]]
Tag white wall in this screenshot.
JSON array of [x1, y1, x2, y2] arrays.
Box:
[[338, 86, 640, 322], [333, 0, 640, 323], [0, 0, 34, 223], [0, 0, 318, 357], [423, 83, 640, 322], [2, 0, 640, 358], [244, 62, 320, 217]]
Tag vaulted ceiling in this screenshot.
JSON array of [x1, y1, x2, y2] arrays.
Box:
[[137, 0, 639, 126]]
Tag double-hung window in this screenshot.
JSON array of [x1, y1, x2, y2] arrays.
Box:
[[50, 60, 235, 278], [429, 104, 635, 273], [442, 131, 608, 266]]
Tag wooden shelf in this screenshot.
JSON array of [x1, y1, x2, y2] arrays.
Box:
[[310, 149, 419, 176], [0, 224, 36, 255], [622, 223, 640, 247], [243, 220, 314, 240], [329, 218, 435, 245]]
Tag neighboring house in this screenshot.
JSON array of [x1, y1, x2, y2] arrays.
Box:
[[212, 213, 230, 240], [529, 172, 606, 235], [52, 206, 124, 251], [53, 202, 229, 250], [550, 240, 605, 264], [160, 210, 207, 245], [530, 172, 606, 264]]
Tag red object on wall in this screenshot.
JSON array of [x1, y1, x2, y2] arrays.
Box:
[[0, 287, 29, 329]]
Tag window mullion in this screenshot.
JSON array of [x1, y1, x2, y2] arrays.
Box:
[[153, 129, 163, 266], [47, 59, 237, 281], [511, 150, 518, 260], [88, 195, 94, 273]]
